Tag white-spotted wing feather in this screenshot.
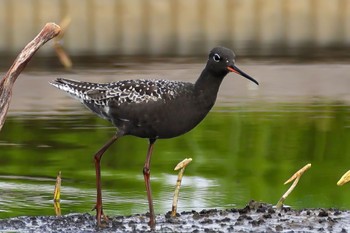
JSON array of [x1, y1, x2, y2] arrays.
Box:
[[50, 78, 189, 107]]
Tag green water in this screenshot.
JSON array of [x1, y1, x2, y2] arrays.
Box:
[[1, 101, 350, 219]]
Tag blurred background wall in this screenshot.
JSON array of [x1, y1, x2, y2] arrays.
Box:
[[0, 0, 349, 57]]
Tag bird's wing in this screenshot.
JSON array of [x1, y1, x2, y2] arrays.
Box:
[[87, 79, 189, 106], [51, 78, 191, 106]]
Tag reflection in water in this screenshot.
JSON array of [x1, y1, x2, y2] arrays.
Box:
[[0, 58, 348, 222], [1, 101, 350, 219], [160, 174, 218, 212]]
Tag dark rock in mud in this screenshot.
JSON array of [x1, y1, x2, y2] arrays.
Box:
[[1, 200, 350, 232]]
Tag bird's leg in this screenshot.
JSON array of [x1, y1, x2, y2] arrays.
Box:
[[143, 138, 156, 229], [92, 134, 119, 226]]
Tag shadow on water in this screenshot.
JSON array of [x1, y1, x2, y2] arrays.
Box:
[[1, 101, 350, 219]]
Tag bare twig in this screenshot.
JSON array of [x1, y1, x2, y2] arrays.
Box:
[[53, 16, 72, 69], [276, 163, 311, 209], [171, 158, 192, 217], [337, 170, 350, 186], [0, 23, 61, 131], [53, 171, 62, 216], [54, 171, 62, 202], [54, 200, 61, 216]]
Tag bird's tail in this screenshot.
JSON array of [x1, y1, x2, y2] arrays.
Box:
[[49, 78, 99, 101]]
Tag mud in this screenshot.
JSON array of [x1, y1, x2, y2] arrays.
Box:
[[0, 201, 349, 232]]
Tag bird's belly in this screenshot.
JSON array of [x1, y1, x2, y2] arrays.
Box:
[[126, 110, 208, 139], [159, 117, 205, 138], [109, 96, 213, 139]]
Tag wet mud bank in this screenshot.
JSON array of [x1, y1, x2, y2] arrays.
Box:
[[1, 201, 350, 232]]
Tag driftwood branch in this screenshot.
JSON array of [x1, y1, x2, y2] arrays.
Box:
[[0, 23, 61, 131]]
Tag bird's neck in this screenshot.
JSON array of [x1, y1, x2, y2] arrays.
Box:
[[194, 68, 226, 109]]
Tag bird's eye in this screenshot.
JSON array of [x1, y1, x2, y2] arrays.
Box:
[[213, 53, 221, 62]]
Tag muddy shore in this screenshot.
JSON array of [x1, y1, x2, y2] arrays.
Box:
[[1, 201, 349, 232]]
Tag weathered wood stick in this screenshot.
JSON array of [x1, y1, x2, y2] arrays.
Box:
[[171, 158, 192, 217], [53, 171, 62, 216], [337, 170, 350, 186], [0, 23, 61, 131], [276, 163, 311, 209], [54, 171, 62, 202]]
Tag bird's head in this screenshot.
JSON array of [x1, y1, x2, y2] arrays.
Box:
[[206, 46, 259, 85]]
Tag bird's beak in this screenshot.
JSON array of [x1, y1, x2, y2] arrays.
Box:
[[227, 65, 259, 85]]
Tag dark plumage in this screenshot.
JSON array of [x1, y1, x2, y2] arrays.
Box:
[[50, 46, 258, 229]]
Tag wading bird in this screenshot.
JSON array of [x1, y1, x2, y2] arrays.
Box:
[[50, 46, 259, 228]]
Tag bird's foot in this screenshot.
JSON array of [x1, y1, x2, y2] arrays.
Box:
[[148, 220, 156, 231], [147, 213, 156, 230], [92, 205, 109, 226]]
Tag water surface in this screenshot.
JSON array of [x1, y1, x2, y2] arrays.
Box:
[[1, 59, 350, 219]]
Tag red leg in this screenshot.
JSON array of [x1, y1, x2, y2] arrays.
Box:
[[92, 134, 119, 226], [143, 138, 156, 229]]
